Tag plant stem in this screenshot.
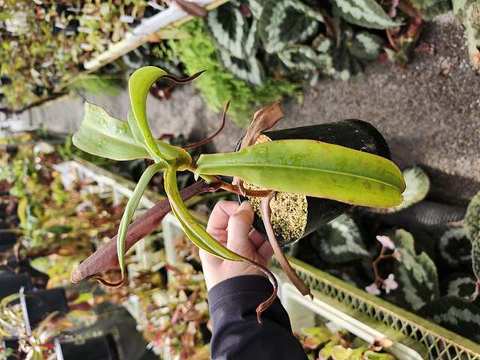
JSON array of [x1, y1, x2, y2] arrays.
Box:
[[71, 180, 213, 284], [260, 193, 312, 299]]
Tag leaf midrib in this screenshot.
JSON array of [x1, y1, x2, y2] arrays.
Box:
[[199, 162, 401, 190]]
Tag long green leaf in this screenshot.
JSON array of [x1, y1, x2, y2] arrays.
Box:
[[72, 103, 150, 161], [196, 140, 405, 208], [163, 167, 244, 261], [129, 66, 187, 163], [117, 163, 165, 281]]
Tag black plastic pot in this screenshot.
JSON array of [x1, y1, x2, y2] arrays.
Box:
[[59, 334, 119, 360], [0, 230, 17, 252], [1, 259, 49, 289], [0, 273, 33, 299], [24, 288, 69, 328], [238, 120, 392, 246]]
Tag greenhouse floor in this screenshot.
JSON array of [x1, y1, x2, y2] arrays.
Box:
[[22, 13, 479, 204]]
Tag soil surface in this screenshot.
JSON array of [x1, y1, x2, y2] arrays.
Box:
[[20, 13, 480, 204]]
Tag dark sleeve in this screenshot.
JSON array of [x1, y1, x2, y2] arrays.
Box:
[[208, 275, 308, 360]]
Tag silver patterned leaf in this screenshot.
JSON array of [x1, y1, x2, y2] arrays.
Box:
[[217, 48, 265, 85], [349, 31, 384, 61], [438, 227, 471, 268], [278, 45, 334, 73], [312, 214, 370, 264], [420, 297, 480, 342], [259, 0, 324, 53], [332, 0, 401, 30], [391, 229, 439, 311], [446, 274, 476, 298], [207, 3, 250, 58]]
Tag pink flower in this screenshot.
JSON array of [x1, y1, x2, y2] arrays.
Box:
[[376, 235, 395, 250], [383, 274, 399, 294], [365, 282, 381, 295]]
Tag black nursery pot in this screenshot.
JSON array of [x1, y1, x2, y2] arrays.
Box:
[[0, 273, 33, 299], [237, 119, 392, 246], [24, 288, 69, 328], [0, 230, 17, 252], [59, 334, 119, 360]]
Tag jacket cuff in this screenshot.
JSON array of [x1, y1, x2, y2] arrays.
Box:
[[208, 275, 274, 314]]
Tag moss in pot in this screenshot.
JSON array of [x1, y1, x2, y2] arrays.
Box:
[[237, 119, 392, 247]]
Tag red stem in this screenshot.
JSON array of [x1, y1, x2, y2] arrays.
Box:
[[71, 180, 212, 283]]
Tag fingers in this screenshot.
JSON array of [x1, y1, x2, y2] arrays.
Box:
[[258, 241, 274, 262], [227, 202, 254, 254], [206, 200, 240, 243], [249, 229, 266, 249]]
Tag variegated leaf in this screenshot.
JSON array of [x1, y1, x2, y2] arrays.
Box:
[[332, 0, 401, 30], [391, 229, 439, 311], [312, 214, 370, 264], [312, 34, 333, 53], [438, 227, 471, 268], [465, 191, 480, 242], [278, 45, 334, 73], [217, 49, 265, 85], [207, 3, 250, 58], [247, 0, 263, 19], [420, 297, 480, 342], [350, 32, 384, 61], [446, 274, 476, 298], [259, 0, 324, 53]]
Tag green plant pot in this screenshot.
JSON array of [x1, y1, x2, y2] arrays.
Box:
[[238, 119, 392, 246]]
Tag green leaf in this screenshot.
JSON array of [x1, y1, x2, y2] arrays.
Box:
[[163, 167, 244, 261], [259, 0, 324, 53], [438, 227, 471, 268], [465, 191, 480, 242], [472, 239, 480, 281], [128, 66, 189, 163], [446, 274, 476, 298], [116, 163, 165, 280], [312, 214, 369, 263], [332, 0, 401, 29], [196, 139, 406, 208], [72, 103, 150, 161], [419, 297, 480, 342], [391, 229, 439, 311], [364, 351, 396, 360], [373, 166, 430, 213], [410, 0, 452, 20], [300, 326, 332, 347]]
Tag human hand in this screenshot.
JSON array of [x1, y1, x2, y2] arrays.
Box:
[[200, 200, 274, 291]]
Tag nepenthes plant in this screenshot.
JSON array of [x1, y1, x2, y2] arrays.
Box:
[[71, 66, 405, 320]]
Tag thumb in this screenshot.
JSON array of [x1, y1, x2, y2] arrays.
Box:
[[227, 201, 254, 254]]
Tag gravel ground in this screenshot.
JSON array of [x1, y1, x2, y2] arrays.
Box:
[[26, 14, 479, 203]]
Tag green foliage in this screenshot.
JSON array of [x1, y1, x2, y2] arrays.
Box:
[[391, 229, 440, 311], [465, 191, 480, 242], [331, 0, 401, 29], [312, 214, 370, 263], [169, 20, 300, 127], [196, 139, 406, 207]]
